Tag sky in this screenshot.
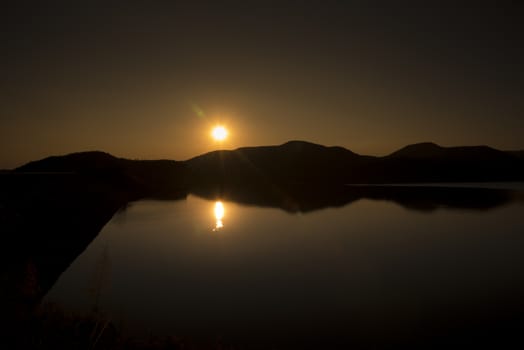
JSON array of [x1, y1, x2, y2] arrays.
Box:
[[1, 1, 523, 168]]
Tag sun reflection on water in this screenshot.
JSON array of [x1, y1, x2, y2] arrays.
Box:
[[213, 201, 225, 231]]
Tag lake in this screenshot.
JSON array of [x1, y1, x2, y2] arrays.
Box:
[[43, 186, 524, 347]]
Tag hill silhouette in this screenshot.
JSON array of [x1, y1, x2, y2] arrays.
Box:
[[16, 151, 186, 197], [186, 140, 524, 186], [509, 150, 524, 160], [186, 140, 372, 186], [378, 142, 523, 183], [12, 141, 524, 188], [387, 142, 446, 158], [387, 142, 516, 161]]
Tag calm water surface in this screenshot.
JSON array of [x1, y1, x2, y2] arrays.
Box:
[[44, 191, 524, 345]]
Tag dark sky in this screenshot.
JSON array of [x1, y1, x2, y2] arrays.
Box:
[[1, 1, 523, 168]]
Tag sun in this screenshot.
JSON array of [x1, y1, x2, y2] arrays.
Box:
[[211, 125, 228, 141]]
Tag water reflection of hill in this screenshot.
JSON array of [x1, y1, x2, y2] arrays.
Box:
[[190, 183, 520, 213], [2, 176, 518, 324]]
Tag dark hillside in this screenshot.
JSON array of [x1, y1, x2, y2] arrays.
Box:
[[16, 151, 186, 197], [187, 141, 524, 186], [186, 140, 373, 186], [378, 143, 524, 183]]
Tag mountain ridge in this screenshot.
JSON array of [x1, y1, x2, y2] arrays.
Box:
[[10, 140, 524, 188], [189, 140, 523, 162], [14, 141, 524, 169], [188, 140, 362, 162]]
